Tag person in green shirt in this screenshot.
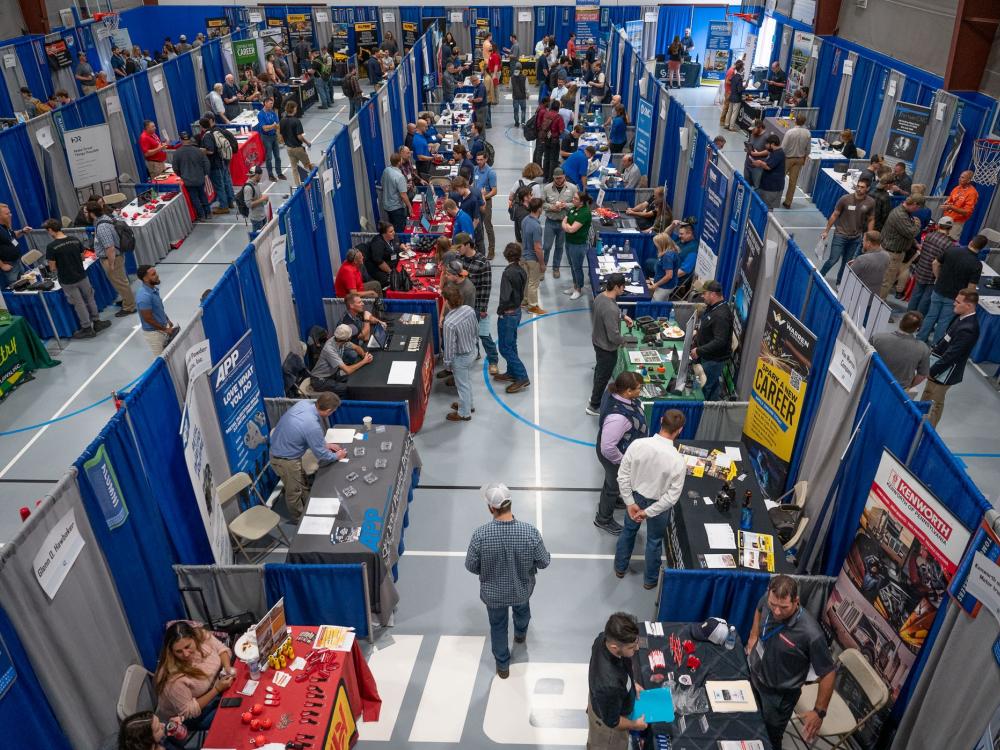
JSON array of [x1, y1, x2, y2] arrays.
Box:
[[561, 192, 593, 300]]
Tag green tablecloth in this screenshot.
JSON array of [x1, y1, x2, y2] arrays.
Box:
[[614, 319, 702, 420], [0, 315, 59, 400]]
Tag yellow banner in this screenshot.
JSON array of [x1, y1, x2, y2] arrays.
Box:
[[744, 357, 806, 462], [323, 681, 357, 750], [354, 22, 376, 32]]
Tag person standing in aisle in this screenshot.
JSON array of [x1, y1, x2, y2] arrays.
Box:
[[511, 62, 527, 128], [270, 393, 348, 521], [561, 191, 593, 300], [520, 198, 546, 314], [456, 232, 500, 375], [613, 409, 686, 588], [940, 170, 978, 240], [750, 134, 786, 209], [594, 371, 646, 536], [587, 273, 630, 416], [921, 290, 980, 427], [342, 63, 364, 118], [917, 234, 982, 343], [172, 132, 212, 220], [473, 150, 498, 260], [280, 100, 313, 187], [587, 612, 646, 749], [725, 60, 746, 131], [878, 197, 922, 299], [780, 113, 810, 209], [690, 281, 734, 401], [200, 115, 238, 214], [90, 202, 137, 316], [465, 483, 551, 679], [241, 166, 269, 235], [381, 153, 412, 233], [541, 168, 578, 280], [43, 219, 110, 339], [907, 216, 955, 315], [818, 177, 875, 285], [494, 242, 530, 394], [442, 284, 480, 422], [134, 265, 177, 355], [256, 96, 284, 182]]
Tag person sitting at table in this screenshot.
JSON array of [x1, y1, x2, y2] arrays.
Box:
[[614, 153, 640, 190], [0, 203, 31, 287], [311, 324, 373, 395], [670, 219, 699, 297], [858, 154, 884, 186], [445, 198, 475, 239], [206, 82, 229, 124], [626, 186, 670, 233], [139, 119, 169, 179], [450, 143, 475, 182], [647, 232, 680, 302], [73, 194, 104, 227], [335, 247, 381, 298], [95, 71, 110, 90], [222, 73, 241, 120], [832, 128, 859, 159], [154, 621, 234, 729], [340, 291, 386, 352], [118, 710, 179, 750], [724, 60, 746, 131], [887, 161, 913, 196], [785, 85, 809, 107], [361, 221, 405, 289]]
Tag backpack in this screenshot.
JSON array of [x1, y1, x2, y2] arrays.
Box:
[[98, 216, 135, 253], [212, 129, 234, 161], [482, 139, 495, 166], [236, 182, 254, 218], [522, 115, 538, 142]]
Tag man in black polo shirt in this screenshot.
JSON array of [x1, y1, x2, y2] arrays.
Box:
[[587, 612, 647, 749], [765, 61, 787, 103], [43, 219, 111, 338], [917, 237, 982, 344], [745, 575, 836, 749], [690, 281, 734, 401]]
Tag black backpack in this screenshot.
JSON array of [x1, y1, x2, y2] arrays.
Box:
[[482, 139, 495, 166], [99, 216, 135, 253], [236, 182, 254, 218]]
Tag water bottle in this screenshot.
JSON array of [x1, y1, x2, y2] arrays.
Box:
[[740, 505, 753, 531], [624, 238, 631, 258], [596, 237, 603, 256], [724, 625, 736, 651]]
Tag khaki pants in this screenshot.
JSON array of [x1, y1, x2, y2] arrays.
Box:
[[524, 259, 542, 307], [271, 456, 309, 519], [879, 251, 905, 299], [726, 101, 742, 131], [720, 98, 731, 124], [783, 156, 806, 207], [286, 146, 312, 187], [100, 254, 135, 312], [363, 279, 383, 296], [146, 159, 167, 178], [948, 220, 965, 240], [142, 328, 171, 355], [921, 379, 950, 427], [586, 705, 628, 750]]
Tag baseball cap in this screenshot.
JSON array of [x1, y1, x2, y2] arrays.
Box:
[[481, 483, 512, 509], [692, 617, 729, 645], [444, 259, 464, 276], [552, 167, 565, 177], [179, 34, 187, 41], [937, 215, 954, 227], [703, 280, 723, 294], [248, 165, 262, 176], [179, 131, 191, 141], [333, 324, 353, 341]]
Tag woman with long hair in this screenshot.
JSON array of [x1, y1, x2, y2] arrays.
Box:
[[609, 104, 629, 154], [667, 36, 684, 89], [118, 711, 165, 750], [648, 233, 680, 301], [561, 191, 593, 300], [594, 371, 647, 535], [154, 622, 233, 728]]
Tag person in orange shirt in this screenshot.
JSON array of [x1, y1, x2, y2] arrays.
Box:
[[720, 55, 744, 126], [941, 170, 978, 240]]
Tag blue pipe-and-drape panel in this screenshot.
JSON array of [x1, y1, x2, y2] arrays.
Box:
[[387, 71, 404, 147], [534, 7, 554, 46], [818, 356, 924, 576], [264, 564, 371, 638], [0, 604, 73, 750], [551, 6, 576, 48], [655, 7, 691, 57], [812, 42, 846, 133], [162, 55, 202, 135], [606, 8, 641, 30], [657, 569, 771, 639], [383, 298, 440, 354], [617, 42, 632, 100], [683, 126, 709, 218], [333, 399, 411, 430], [328, 129, 361, 260], [16, 38, 53, 101], [74, 409, 185, 667], [716, 173, 755, 297], [661, 97, 687, 207], [473, 7, 513, 52], [774, 240, 845, 490], [587, 187, 640, 205], [941, 93, 996, 245], [843, 59, 888, 154], [360, 102, 385, 216], [201, 38, 227, 91], [0, 125, 49, 227], [201, 263, 247, 363], [117, 72, 160, 182], [648, 400, 704, 438], [400, 7, 421, 29], [280, 181, 329, 341], [123, 357, 215, 563], [57, 91, 106, 129], [635, 301, 673, 319], [599, 231, 656, 273], [234, 244, 286, 398]]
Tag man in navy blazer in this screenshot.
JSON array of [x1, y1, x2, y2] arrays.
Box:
[[921, 289, 980, 427]]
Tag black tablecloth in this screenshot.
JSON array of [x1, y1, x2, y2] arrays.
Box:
[[666, 440, 793, 573], [287, 425, 417, 624], [638, 621, 769, 748]]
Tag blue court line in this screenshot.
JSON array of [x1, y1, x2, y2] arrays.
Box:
[[503, 127, 530, 147], [483, 307, 597, 448], [0, 375, 141, 436]]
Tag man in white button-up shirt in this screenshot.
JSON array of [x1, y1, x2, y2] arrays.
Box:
[[613, 409, 687, 589]]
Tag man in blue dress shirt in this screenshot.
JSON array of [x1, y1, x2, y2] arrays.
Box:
[[562, 145, 595, 192], [447, 203, 475, 238]]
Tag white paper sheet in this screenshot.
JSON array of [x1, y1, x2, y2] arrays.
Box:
[[387, 360, 417, 385], [701, 554, 737, 569], [705, 523, 737, 550], [625, 284, 644, 294], [724, 446, 742, 461], [307, 497, 341, 516], [325, 428, 357, 444], [298, 516, 335, 535], [764, 499, 779, 510]]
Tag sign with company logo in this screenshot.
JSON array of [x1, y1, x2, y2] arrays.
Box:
[[65, 124, 116, 188], [81, 444, 129, 530], [233, 39, 259, 68], [323, 680, 358, 750]]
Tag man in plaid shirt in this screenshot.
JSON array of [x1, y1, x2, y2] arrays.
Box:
[[455, 232, 500, 375], [466, 483, 551, 679]]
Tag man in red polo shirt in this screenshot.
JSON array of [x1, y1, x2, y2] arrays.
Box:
[[139, 119, 168, 178], [720, 55, 744, 126], [335, 247, 382, 298]]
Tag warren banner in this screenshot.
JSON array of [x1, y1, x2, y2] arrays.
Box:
[[701, 21, 732, 85], [824, 450, 971, 742], [742, 297, 815, 499]]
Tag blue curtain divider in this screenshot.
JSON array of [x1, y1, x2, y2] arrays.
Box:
[[716, 172, 753, 296], [657, 569, 771, 639], [387, 70, 404, 147], [329, 128, 361, 260], [201, 264, 248, 363], [359, 102, 384, 218], [0, 604, 73, 750], [74, 409, 185, 667], [123, 357, 214, 564], [661, 97, 687, 206], [648, 400, 704, 438], [655, 7, 691, 57], [16, 38, 53, 101], [163, 55, 201, 135], [234, 245, 285, 398], [332, 399, 410, 430], [264, 563, 370, 638], [280, 184, 326, 340], [683, 123, 710, 219], [0, 125, 50, 227], [634, 301, 673, 319], [117, 72, 159, 182], [201, 38, 226, 92]]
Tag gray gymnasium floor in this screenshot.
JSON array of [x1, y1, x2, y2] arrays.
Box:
[[0, 81, 998, 749]]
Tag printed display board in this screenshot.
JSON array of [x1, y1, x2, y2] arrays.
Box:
[[701, 21, 732, 85]]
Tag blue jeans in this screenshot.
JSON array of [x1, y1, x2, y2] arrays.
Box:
[[565, 242, 589, 290], [819, 234, 862, 285], [211, 165, 234, 208], [907, 282, 934, 315], [187, 183, 211, 219], [250, 217, 266, 236], [261, 133, 281, 178], [614, 493, 671, 586], [543, 218, 565, 269], [487, 601, 531, 669], [513, 99, 526, 125], [451, 349, 476, 417], [497, 310, 528, 381], [350, 97, 363, 117], [316, 78, 332, 108], [917, 290, 955, 344], [478, 315, 498, 366], [700, 358, 725, 401]]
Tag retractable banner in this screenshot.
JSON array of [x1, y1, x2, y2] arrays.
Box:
[[701, 21, 732, 85], [885, 102, 931, 170], [574, 6, 600, 48], [633, 96, 654, 176], [694, 160, 728, 287]]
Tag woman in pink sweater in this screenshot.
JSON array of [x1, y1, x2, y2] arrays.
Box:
[[154, 622, 234, 726]]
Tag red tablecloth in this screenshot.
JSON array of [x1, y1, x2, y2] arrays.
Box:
[[152, 173, 216, 222], [231, 131, 264, 186], [203, 626, 380, 750], [386, 252, 446, 315]]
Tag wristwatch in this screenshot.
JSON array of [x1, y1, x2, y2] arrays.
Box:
[[814, 708, 827, 719]]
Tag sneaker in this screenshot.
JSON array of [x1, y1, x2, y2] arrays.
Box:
[[643, 581, 657, 590], [506, 380, 530, 393], [497, 666, 510, 679], [488, 363, 499, 375], [552, 269, 560, 278], [115, 309, 133, 318], [562, 288, 575, 295], [72, 327, 95, 339], [614, 569, 626, 579], [594, 518, 623, 535], [493, 372, 515, 382], [446, 411, 471, 422], [585, 405, 600, 416], [569, 290, 582, 300], [436, 369, 453, 379], [212, 207, 230, 215], [527, 305, 547, 315], [450, 402, 475, 413], [514, 633, 526, 644], [93, 319, 112, 332], [278, 174, 288, 180]]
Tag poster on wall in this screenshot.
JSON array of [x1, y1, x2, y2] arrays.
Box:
[[700, 21, 732, 85], [788, 31, 814, 94], [624, 20, 643, 58], [233, 39, 259, 70], [948, 520, 1000, 618], [286, 12, 312, 46], [742, 297, 816, 499], [575, 6, 601, 49], [266, 19, 289, 49], [695, 161, 728, 287], [884, 102, 931, 169], [933, 120, 965, 196], [824, 451, 971, 741], [402, 22, 418, 52], [206, 17, 231, 39], [633, 97, 654, 177], [209, 331, 270, 485], [728, 211, 760, 381], [474, 18, 490, 62], [354, 22, 378, 58], [65, 125, 117, 188], [330, 23, 351, 63], [43, 38, 72, 70]]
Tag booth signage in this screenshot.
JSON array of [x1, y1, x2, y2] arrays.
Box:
[[701, 21, 732, 85], [574, 6, 601, 48], [949, 521, 1000, 618], [81, 443, 129, 530], [233, 40, 259, 68], [65, 124, 116, 188], [331, 24, 350, 60], [32, 509, 85, 600], [624, 21, 643, 58], [824, 450, 971, 737], [885, 102, 931, 169], [402, 22, 418, 52], [728, 216, 762, 379], [633, 96, 653, 176], [323, 680, 358, 750], [354, 22, 378, 55], [206, 17, 230, 38], [267, 19, 289, 49], [0, 633, 16, 701], [694, 161, 728, 287], [43, 38, 72, 70], [788, 31, 814, 92], [0, 324, 26, 398], [742, 297, 815, 498], [209, 331, 270, 482]]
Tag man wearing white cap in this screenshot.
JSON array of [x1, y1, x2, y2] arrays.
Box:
[[465, 483, 551, 679], [310, 324, 372, 394]]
